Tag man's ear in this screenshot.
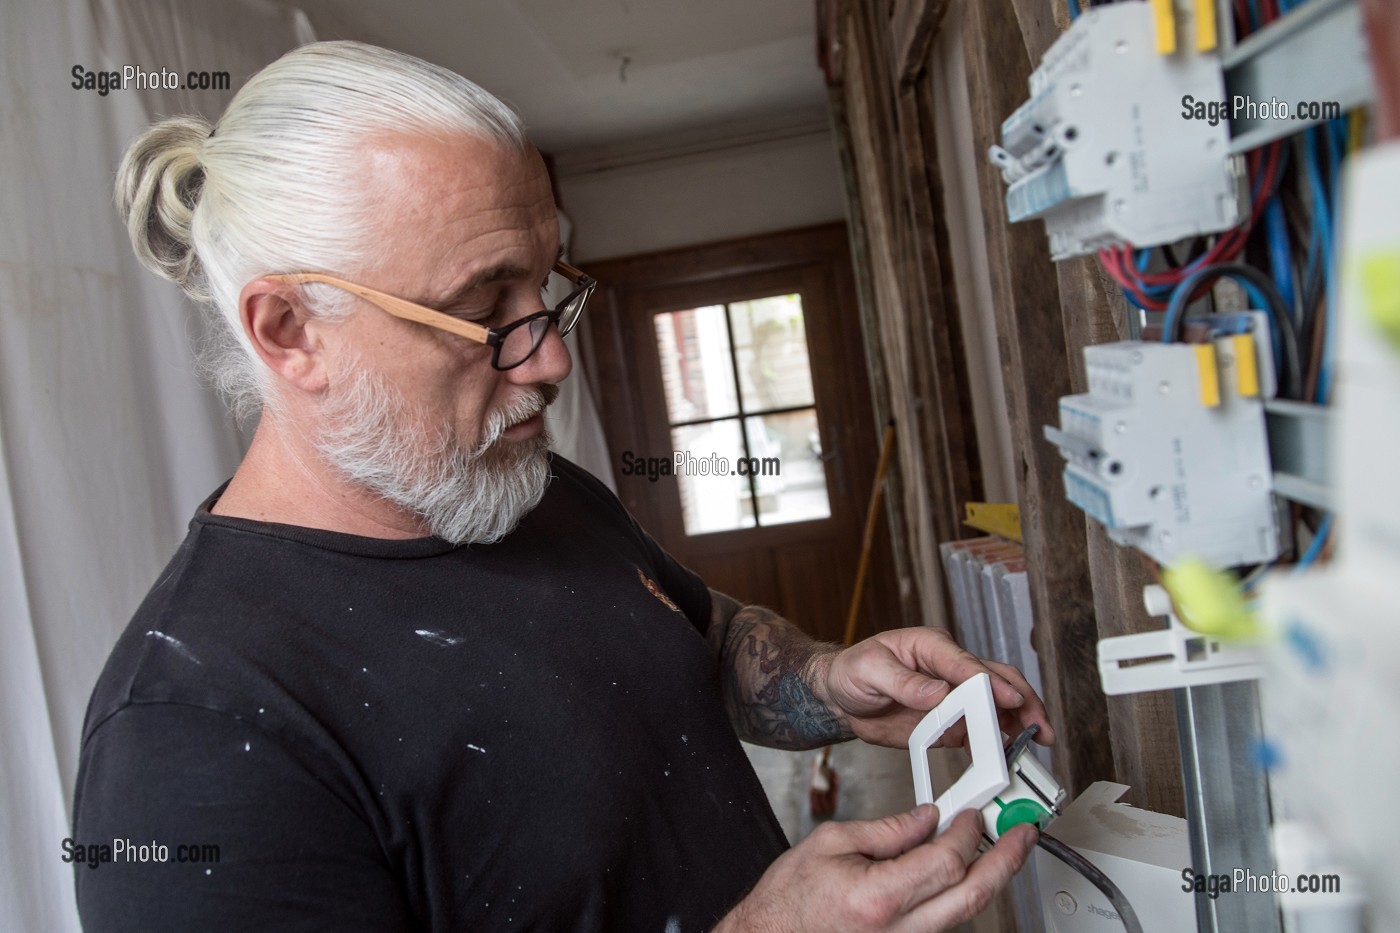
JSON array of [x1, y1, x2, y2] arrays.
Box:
[[239, 278, 331, 394]]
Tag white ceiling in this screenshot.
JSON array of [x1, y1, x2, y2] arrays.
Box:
[[288, 0, 831, 154]]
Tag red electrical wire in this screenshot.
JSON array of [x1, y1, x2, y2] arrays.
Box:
[[1098, 140, 1285, 304], [1234, 0, 1251, 35]]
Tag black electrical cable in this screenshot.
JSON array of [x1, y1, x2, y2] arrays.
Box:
[[1038, 832, 1144, 933], [1162, 262, 1304, 400]]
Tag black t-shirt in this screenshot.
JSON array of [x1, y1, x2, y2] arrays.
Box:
[[72, 456, 788, 932]]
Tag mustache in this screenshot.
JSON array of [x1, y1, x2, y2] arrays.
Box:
[[477, 383, 560, 449]]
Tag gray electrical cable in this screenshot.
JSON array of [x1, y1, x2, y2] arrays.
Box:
[[1004, 724, 1040, 766], [1037, 832, 1144, 933], [1004, 725, 1140, 931]]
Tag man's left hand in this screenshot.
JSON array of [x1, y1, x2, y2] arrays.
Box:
[[808, 628, 1054, 749]]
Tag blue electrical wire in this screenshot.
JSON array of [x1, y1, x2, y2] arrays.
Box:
[[1153, 267, 1280, 367], [1260, 137, 1299, 325], [1310, 118, 1350, 404], [1161, 263, 1303, 398], [1301, 125, 1337, 402], [1116, 150, 1275, 305], [1067, 0, 1081, 21], [1301, 132, 1324, 307], [1293, 513, 1333, 572], [1265, 198, 1297, 322]]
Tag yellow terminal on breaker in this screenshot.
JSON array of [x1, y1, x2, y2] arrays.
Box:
[[1193, 343, 1221, 408], [1151, 0, 1177, 54], [1194, 0, 1217, 51], [1230, 334, 1260, 398]]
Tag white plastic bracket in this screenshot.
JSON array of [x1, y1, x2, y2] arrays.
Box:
[[907, 673, 1009, 834], [1097, 585, 1265, 695]]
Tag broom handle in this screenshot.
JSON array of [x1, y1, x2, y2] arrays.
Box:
[[842, 419, 896, 649]]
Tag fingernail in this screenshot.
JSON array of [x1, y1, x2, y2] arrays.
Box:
[[914, 803, 936, 820], [1009, 690, 1025, 706], [918, 679, 948, 698]]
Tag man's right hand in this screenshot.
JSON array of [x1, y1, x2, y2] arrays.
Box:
[[715, 805, 1038, 932]]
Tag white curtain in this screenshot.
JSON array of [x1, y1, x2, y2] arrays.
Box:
[[0, 2, 310, 930], [0, 4, 617, 930], [548, 213, 618, 491]]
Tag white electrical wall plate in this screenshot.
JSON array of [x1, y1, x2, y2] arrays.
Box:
[[1044, 313, 1282, 567], [988, 1, 1245, 259], [1098, 584, 1264, 694], [908, 673, 1065, 839]]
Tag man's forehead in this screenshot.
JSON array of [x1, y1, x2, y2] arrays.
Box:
[[359, 132, 551, 218], [354, 132, 558, 288]]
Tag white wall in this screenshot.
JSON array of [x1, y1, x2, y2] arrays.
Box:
[[556, 129, 849, 262]]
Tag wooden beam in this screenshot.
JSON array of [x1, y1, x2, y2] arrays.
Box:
[[891, 0, 954, 85], [960, 0, 1114, 797], [914, 82, 984, 517], [828, 85, 924, 631], [1006, 0, 1186, 817], [841, 0, 959, 631], [895, 82, 984, 538]]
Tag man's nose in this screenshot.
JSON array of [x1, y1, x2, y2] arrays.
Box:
[[507, 323, 572, 386]]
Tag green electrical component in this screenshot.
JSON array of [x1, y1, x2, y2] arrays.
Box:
[[994, 796, 1052, 836]]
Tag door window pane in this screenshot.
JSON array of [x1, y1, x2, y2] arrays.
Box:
[[731, 295, 816, 411], [654, 306, 739, 423], [652, 293, 831, 536], [671, 421, 753, 535], [746, 410, 831, 526]]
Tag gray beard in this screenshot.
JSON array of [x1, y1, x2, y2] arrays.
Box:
[[314, 365, 556, 545]]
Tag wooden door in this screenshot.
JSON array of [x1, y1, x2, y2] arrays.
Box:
[[587, 224, 901, 645]]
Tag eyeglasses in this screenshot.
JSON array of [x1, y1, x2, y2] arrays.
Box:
[[265, 260, 596, 371]]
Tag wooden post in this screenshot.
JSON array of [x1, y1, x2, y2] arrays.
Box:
[[1004, 0, 1186, 817], [959, 0, 1115, 797]]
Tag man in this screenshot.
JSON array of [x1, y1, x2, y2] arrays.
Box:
[[75, 41, 1052, 931]]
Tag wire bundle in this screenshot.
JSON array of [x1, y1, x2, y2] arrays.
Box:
[[1097, 141, 1286, 314], [1092, 0, 1359, 408], [1066, 0, 1361, 577]]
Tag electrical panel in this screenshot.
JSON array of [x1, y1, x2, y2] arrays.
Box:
[[988, 1, 1245, 259], [1044, 314, 1282, 567]]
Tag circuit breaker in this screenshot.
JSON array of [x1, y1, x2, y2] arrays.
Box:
[[988, 1, 1245, 259], [1044, 314, 1282, 567]]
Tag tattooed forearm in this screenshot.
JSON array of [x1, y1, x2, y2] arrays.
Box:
[[708, 592, 853, 749]]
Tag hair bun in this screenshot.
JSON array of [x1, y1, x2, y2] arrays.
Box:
[[115, 116, 213, 300]]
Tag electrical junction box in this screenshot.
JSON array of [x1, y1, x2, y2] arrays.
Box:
[[988, 1, 1245, 259], [1035, 782, 1193, 933], [1043, 313, 1282, 567]]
